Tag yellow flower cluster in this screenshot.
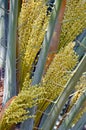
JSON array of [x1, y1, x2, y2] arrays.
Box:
[[0, 86, 46, 130], [0, 43, 78, 129], [43, 43, 78, 99], [58, 0, 86, 49], [35, 42, 78, 126], [18, 0, 49, 88]]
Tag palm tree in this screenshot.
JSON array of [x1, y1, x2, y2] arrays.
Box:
[[0, 0, 86, 130]]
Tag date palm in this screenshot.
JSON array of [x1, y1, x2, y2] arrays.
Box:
[[0, 0, 86, 130]]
